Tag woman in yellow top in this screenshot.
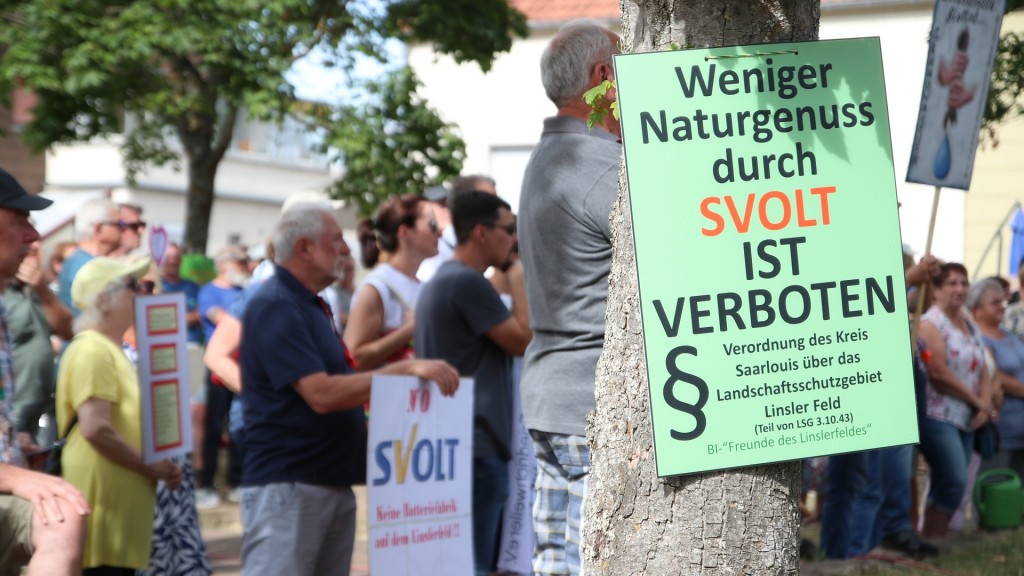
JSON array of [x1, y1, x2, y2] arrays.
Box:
[[56, 257, 183, 575]]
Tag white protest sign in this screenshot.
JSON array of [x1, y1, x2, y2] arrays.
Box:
[[498, 361, 536, 575], [134, 293, 192, 463], [367, 375, 474, 576]]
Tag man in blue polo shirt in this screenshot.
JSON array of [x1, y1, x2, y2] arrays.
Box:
[[239, 203, 460, 576]]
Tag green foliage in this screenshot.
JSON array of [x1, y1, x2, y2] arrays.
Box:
[[0, 0, 525, 251], [385, 0, 528, 73], [981, 31, 1024, 148], [583, 80, 619, 130], [314, 67, 464, 217]]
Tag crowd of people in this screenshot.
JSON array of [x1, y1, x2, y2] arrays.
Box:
[[815, 253, 1024, 561], [0, 15, 1017, 576]]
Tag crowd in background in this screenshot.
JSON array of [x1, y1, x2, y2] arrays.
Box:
[[812, 252, 1024, 561]]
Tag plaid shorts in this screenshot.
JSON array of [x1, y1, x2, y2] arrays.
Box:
[[530, 430, 590, 576]]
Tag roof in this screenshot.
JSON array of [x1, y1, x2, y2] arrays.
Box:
[[509, 0, 932, 25], [509, 0, 618, 25], [32, 189, 105, 239]]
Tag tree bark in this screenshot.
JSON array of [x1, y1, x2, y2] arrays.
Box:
[[180, 104, 237, 254], [585, 2, 820, 574], [184, 153, 216, 254]]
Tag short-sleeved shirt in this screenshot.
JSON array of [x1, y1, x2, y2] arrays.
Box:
[[5, 284, 56, 435], [518, 115, 620, 436], [198, 282, 241, 343], [57, 248, 94, 316], [240, 265, 365, 487], [161, 277, 202, 344], [0, 296, 21, 465], [415, 260, 513, 459], [982, 331, 1024, 450], [56, 330, 155, 569]]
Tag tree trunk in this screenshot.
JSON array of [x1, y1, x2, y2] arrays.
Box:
[[183, 152, 216, 254], [585, 2, 820, 574]]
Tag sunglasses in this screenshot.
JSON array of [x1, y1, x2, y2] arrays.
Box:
[[103, 220, 147, 232], [125, 277, 156, 294], [489, 222, 517, 235], [429, 220, 438, 233]]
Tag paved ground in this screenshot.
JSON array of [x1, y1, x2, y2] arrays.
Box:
[[199, 486, 369, 575]]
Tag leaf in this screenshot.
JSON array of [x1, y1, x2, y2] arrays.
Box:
[[583, 80, 617, 129]]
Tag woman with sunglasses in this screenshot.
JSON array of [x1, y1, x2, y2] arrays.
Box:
[[56, 258, 183, 575], [344, 194, 439, 370]]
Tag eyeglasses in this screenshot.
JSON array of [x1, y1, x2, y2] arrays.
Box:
[[489, 222, 517, 235], [102, 220, 147, 232], [429, 220, 438, 233]]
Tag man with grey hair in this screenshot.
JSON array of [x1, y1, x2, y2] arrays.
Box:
[[57, 197, 123, 314], [239, 204, 460, 575], [518, 18, 621, 576]]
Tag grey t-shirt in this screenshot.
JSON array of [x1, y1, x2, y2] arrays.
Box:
[[415, 260, 513, 459], [518, 115, 620, 436]]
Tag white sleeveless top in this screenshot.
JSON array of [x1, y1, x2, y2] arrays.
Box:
[[353, 263, 422, 332]]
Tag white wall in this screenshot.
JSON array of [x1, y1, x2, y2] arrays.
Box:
[[409, 27, 603, 210], [44, 135, 348, 254]]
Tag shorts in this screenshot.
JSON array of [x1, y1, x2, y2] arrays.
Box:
[[0, 495, 33, 573]]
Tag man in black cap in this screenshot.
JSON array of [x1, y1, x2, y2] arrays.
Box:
[[0, 167, 89, 575]]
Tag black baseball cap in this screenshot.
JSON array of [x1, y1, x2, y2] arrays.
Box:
[[0, 168, 52, 211]]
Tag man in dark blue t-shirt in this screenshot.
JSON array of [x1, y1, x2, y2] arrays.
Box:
[[239, 204, 459, 576], [415, 192, 531, 576]]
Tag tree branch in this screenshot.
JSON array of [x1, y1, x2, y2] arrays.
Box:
[[210, 105, 238, 166]]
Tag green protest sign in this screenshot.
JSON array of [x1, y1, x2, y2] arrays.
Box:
[[614, 38, 917, 477]]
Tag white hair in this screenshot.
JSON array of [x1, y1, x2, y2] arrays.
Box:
[[72, 279, 129, 334], [272, 202, 334, 262], [967, 278, 1004, 310], [75, 198, 116, 239], [541, 19, 617, 107]]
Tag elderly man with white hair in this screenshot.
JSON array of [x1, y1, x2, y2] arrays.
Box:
[[57, 197, 123, 315], [238, 203, 460, 576]]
